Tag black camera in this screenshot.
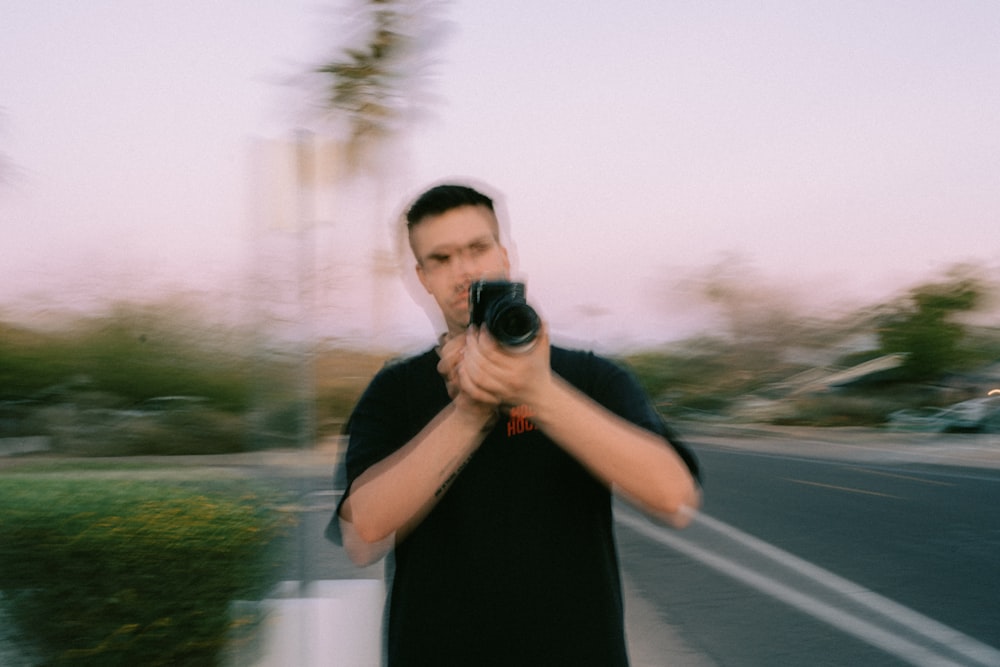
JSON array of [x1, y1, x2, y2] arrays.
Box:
[[468, 280, 541, 348]]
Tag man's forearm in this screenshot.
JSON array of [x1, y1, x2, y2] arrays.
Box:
[[340, 401, 494, 546], [530, 376, 700, 523]]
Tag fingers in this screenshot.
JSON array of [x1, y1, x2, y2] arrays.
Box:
[[437, 334, 465, 371], [437, 331, 503, 406], [437, 334, 466, 399], [460, 325, 551, 406], [441, 323, 551, 407], [457, 327, 502, 405]]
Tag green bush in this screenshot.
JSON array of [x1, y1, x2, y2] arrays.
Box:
[[0, 306, 254, 412], [0, 476, 294, 666], [621, 347, 787, 417]]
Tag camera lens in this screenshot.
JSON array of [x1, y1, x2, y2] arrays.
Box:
[[488, 301, 540, 348]]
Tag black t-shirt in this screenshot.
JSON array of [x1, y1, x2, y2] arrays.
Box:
[[340, 345, 685, 667]]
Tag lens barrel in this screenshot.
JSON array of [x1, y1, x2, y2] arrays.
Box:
[[487, 300, 540, 348], [469, 280, 540, 348]]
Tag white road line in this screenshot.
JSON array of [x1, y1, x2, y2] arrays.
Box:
[[692, 511, 1000, 667], [616, 508, 1000, 667], [621, 572, 717, 667]]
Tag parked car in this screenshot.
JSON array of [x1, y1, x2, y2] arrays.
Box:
[[888, 396, 1000, 433]]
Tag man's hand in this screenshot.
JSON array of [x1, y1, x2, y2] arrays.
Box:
[[461, 324, 701, 523], [437, 332, 500, 421], [436, 333, 466, 399], [458, 324, 553, 408]]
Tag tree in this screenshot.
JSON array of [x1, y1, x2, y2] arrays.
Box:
[[310, 0, 447, 346], [877, 272, 985, 381], [691, 253, 808, 370], [314, 0, 444, 172]]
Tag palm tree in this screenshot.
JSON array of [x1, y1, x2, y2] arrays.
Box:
[[314, 0, 446, 344], [316, 0, 442, 172]]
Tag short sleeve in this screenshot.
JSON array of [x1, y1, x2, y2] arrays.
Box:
[[556, 349, 701, 484], [326, 350, 447, 544]]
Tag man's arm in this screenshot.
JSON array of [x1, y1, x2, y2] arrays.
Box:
[[459, 326, 701, 527], [525, 373, 700, 527], [338, 336, 497, 564]]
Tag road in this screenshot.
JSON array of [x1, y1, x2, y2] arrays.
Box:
[[614, 426, 1000, 666], [284, 425, 1000, 666]]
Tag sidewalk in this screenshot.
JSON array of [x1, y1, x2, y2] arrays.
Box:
[[678, 421, 1000, 469], [203, 423, 1000, 477]]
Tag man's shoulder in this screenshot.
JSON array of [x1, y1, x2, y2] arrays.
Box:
[[358, 346, 439, 397], [550, 344, 630, 389], [375, 346, 438, 374], [346, 345, 440, 431], [550, 344, 591, 363], [551, 344, 619, 372]]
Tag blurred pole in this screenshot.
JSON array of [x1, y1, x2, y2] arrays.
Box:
[[295, 129, 317, 605], [295, 128, 317, 455], [245, 137, 266, 454]]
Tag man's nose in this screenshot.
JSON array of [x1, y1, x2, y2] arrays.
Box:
[[453, 251, 477, 280]]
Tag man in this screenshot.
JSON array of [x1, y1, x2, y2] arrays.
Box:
[[333, 183, 701, 666]]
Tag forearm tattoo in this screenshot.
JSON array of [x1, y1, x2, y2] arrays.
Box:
[[435, 454, 473, 498]]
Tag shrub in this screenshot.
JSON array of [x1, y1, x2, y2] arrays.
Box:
[[772, 394, 895, 427], [0, 477, 294, 666], [0, 306, 254, 412], [40, 405, 249, 457]]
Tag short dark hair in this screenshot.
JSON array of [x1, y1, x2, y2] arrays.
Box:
[[405, 184, 494, 229]]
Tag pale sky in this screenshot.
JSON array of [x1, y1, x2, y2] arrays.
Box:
[[2, 1, 999, 351]]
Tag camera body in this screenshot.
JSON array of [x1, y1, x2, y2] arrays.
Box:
[[468, 280, 541, 348]]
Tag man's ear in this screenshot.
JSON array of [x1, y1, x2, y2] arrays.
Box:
[[415, 262, 431, 293]]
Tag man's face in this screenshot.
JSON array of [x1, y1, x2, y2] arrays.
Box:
[[412, 205, 510, 335]]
